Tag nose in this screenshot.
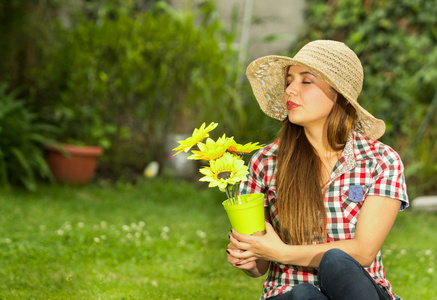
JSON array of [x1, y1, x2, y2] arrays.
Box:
[[285, 83, 297, 97]]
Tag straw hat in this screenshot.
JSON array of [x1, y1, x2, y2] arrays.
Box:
[[246, 40, 385, 140]]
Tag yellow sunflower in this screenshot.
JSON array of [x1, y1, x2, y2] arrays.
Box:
[[188, 134, 235, 161], [172, 122, 218, 155], [228, 141, 264, 155], [199, 153, 249, 190]]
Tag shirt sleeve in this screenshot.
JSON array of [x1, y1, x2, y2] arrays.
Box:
[[367, 147, 409, 211]]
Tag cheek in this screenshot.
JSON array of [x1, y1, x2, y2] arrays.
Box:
[[306, 90, 335, 111]]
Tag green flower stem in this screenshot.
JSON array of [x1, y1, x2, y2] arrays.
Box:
[[226, 185, 240, 205]]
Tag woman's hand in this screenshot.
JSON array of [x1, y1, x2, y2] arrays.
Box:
[[227, 240, 257, 271], [227, 227, 265, 270], [227, 221, 287, 267]]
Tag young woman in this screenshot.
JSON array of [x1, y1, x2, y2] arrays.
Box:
[[226, 40, 409, 300]]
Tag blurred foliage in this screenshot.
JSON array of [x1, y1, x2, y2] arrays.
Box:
[[0, 84, 56, 191], [4, 0, 435, 192], [0, 1, 59, 89], [1, 0, 243, 181], [292, 0, 437, 198]]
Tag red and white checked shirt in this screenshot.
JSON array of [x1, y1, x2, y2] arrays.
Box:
[[239, 130, 409, 300]]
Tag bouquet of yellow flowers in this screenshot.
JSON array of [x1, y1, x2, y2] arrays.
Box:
[[172, 122, 263, 205]]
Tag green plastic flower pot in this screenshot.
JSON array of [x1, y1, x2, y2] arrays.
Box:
[[222, 193, 265, 235]]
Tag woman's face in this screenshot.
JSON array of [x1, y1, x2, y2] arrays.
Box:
[[284, 65, 337, 129]]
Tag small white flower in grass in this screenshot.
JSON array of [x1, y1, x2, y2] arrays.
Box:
[[100, 235, 107, 240], [127, 233, 133, 239], [425, 250, 432, 256], [63, 222, 72, 231], [196, 230, 207, 239], [162, 226, 170, 233], [151, 280, 158, 287], [77, 222, 85, 228], [139, 221, 145, 228], [146, 236, 152, 242], [428, 268, 434, 274], [122, 225, 131, 232], [135, 232, 141, 238], [94, 237, 100, 243], [5, 238, 11, 244], [400, 249, 407, 255], [57, 229, 64, 236], [100, 221, 107, 229]]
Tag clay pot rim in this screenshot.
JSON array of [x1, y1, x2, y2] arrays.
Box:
[[45, 143, 103, 156]]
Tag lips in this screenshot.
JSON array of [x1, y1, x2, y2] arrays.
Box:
[[286, 100, 300, 110]]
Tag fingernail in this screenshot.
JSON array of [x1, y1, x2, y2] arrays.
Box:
[[236, 263, 241, 266], [226, 250, 230, 254], [228, 235, 231, 239]]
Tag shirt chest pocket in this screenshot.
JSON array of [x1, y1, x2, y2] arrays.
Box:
[[340, 185, 368, 225]]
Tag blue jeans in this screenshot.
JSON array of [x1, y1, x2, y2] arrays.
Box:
[[269, 249, 391, 300]]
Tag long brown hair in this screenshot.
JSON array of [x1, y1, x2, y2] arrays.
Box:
[[276, 93, 357, 245]]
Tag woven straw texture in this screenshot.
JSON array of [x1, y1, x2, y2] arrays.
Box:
[[246, 40, 386, 140]]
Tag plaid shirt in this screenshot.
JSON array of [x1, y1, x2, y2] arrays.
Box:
[[240, 130, 409, 300]]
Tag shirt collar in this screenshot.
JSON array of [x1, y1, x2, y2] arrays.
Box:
[[260, 140, 279, 157], [261, 129, 377, 164], [331, 130, 356, 180]]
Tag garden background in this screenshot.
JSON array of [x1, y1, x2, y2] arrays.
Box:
[[0, 0, 436, 299]]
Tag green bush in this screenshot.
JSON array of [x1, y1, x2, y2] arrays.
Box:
[[292, 0, 437, 198], [0, 83, 56, 191], [34, 1, 242, 178]]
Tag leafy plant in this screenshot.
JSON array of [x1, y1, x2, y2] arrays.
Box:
[[33, 0, 242, 177], [0, 83, 56, 190], [292, 0, 437, 198]]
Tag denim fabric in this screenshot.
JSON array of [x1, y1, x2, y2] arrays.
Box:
[[268, 249, 391, 300], [268, 283, 328, 300]]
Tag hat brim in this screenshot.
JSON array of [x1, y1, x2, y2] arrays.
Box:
[[246, 55, 385, 140]]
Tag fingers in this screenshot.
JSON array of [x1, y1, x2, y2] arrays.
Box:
[[230, 228, 251, 243], [227, 248, 257, 269], [227, 238, 256, 268], [229, 233, 250, 251], [227, 247, 252, 259], [227, 228, 267, 269]]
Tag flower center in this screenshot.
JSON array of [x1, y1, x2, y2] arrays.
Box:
[[217, 171, 231, 180]]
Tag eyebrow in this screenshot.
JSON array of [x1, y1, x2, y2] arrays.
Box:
[[287, 71, 316, 78]]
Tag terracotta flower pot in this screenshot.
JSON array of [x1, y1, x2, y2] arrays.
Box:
[[45, 144, 103, 184]]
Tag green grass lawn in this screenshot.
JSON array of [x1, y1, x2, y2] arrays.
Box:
[[0, 178, 436, 299]]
